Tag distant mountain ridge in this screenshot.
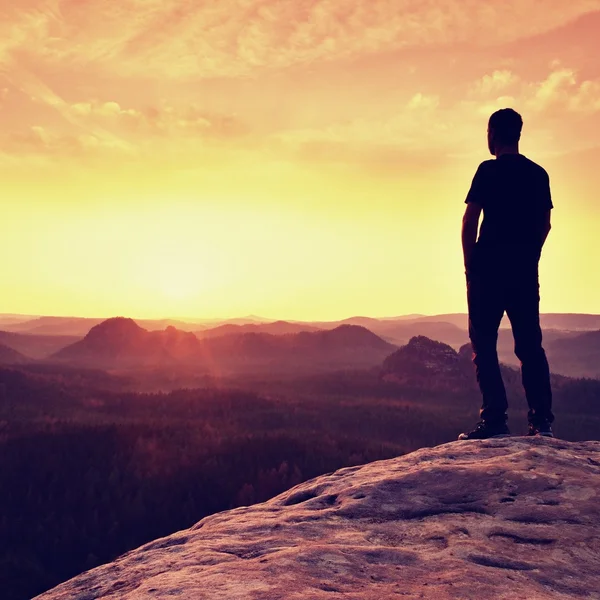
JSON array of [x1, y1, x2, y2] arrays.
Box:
[[53, 319, 186, 368], [195, 320, 322, 339], [0, 331, 81, 360], [545, 329, 600, 379], [5, 312, 600, 337], [51, 318, 397, 372]]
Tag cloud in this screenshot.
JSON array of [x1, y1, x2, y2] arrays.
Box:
[[470, 70, 518, 97], [467, 65, 600, 117], [4, 124, 134, 162], [273, 61, 600, 168], [529, 68, 577, 111], [270, 98, 456, 166], [526, 67, 600, 114], [65, 99, 248, 140], [407, 93, 440, 110], [1, 1, 599, 79], [567, 80, 600, 113]]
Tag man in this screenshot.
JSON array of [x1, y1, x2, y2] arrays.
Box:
[[459, 108, 554, 440]]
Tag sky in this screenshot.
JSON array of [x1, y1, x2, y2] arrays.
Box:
[[1, 0, 600, 321]]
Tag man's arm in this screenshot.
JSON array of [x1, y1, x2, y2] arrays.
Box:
[[540, 209, 552, 247], [462, 202, 482, 271]]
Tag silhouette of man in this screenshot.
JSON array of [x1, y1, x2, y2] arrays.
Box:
[[459, 108, 554, 440]]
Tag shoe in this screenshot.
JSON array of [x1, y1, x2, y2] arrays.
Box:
[[458, 421, 511, 440], [528, 422, 554, 438]]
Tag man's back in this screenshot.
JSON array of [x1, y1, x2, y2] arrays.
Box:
[[466, 154, 553, 261]]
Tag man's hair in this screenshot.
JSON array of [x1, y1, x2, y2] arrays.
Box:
[[488, 108, 523, 145]]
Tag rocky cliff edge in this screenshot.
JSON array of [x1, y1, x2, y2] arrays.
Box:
[[36, 437, 600, 600]]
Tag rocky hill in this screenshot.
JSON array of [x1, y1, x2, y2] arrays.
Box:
[[381, 336, 473, 390], [51, 318, 178, 368], [36, 437, 600, 599]]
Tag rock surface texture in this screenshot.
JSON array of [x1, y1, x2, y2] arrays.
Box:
[[36, 437, 600, 599]]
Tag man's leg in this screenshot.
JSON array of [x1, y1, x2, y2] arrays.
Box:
[[505, 269, 554, 426], [467, 273, 508, 424]]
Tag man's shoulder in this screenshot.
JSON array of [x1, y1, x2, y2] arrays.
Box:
[[477, 159, 496, 169], [520, 155, 550, 179], [474, 159, 495, 176]]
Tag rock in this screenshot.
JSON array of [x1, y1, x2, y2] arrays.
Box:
[[35, 437, 600, 600], [381, 336, 473, 389]]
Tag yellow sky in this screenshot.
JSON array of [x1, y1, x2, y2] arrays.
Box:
[[1, 1, 600, 321]]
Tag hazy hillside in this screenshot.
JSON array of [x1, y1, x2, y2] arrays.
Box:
[[375, 320, 469, 347], [198, 324, 397, 373], [52, 318, 182, 368], [0, 331, 82, 360], [3, 316, 107, 336], [400, 313, 600, 331], [0, 343, 30, 365], [0, 315, 40, 326], [5, 312, 600, 379], [538, 313, 600, 330], [51, 319, 397, 373], [195, 320, 322, 339], [545, 330, 600, 379], [2, 316, 206, 336]]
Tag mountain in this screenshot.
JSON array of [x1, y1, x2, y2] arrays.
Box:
[[196, 320, 322, 339], [4, 316, 107, 336], [381, 336, 472, 388], [192, 315, 272, 326], [50, 319, 395, 373], [545, 330, 600, 379], [0, 314, 40, 326], [375, 320, 469, 348], [35, 437, 600, 600], [161, 326, 203, 361], [51, 318, 186, 368], [0, 343, 30, 365], [539, 313, 600, 331], [308, 317, 470, 349], [199, 325, 397, 373], [3, 316, 204, 336], [0, 331, 82, 359], [388, 313, 600, 332]]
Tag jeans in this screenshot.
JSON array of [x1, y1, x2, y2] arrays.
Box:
[[466, 254, 554, 426]]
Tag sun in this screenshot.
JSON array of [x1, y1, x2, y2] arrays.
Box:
[[158, 264, 204, 301]]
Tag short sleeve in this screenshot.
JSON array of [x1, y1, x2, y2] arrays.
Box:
[[465, 163, 488, 208], [541, 170, 553, 210]]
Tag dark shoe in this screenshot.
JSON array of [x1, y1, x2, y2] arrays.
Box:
[[458, 421, 510, 440], [528, 422, 554, 438]]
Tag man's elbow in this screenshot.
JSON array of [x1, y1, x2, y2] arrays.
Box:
[[462, 216, 478, 232]]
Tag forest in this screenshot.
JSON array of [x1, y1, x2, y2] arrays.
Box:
[[1, 363, 599, 600]]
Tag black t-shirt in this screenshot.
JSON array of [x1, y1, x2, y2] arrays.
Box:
[[465, 154, 553, 261]]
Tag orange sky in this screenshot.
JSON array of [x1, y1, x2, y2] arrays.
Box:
[[1, 1, 600, 321]]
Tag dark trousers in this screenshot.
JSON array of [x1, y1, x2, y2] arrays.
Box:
[[466, 256, 553, 426]]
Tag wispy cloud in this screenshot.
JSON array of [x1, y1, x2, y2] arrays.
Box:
[[470, 70, 519, 97], [2, 2, 600, 170], [526, 68, 600, 114], [1, 1, 599, 79]]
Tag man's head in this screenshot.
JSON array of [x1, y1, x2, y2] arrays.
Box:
[[487, 108, 523, 156]]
